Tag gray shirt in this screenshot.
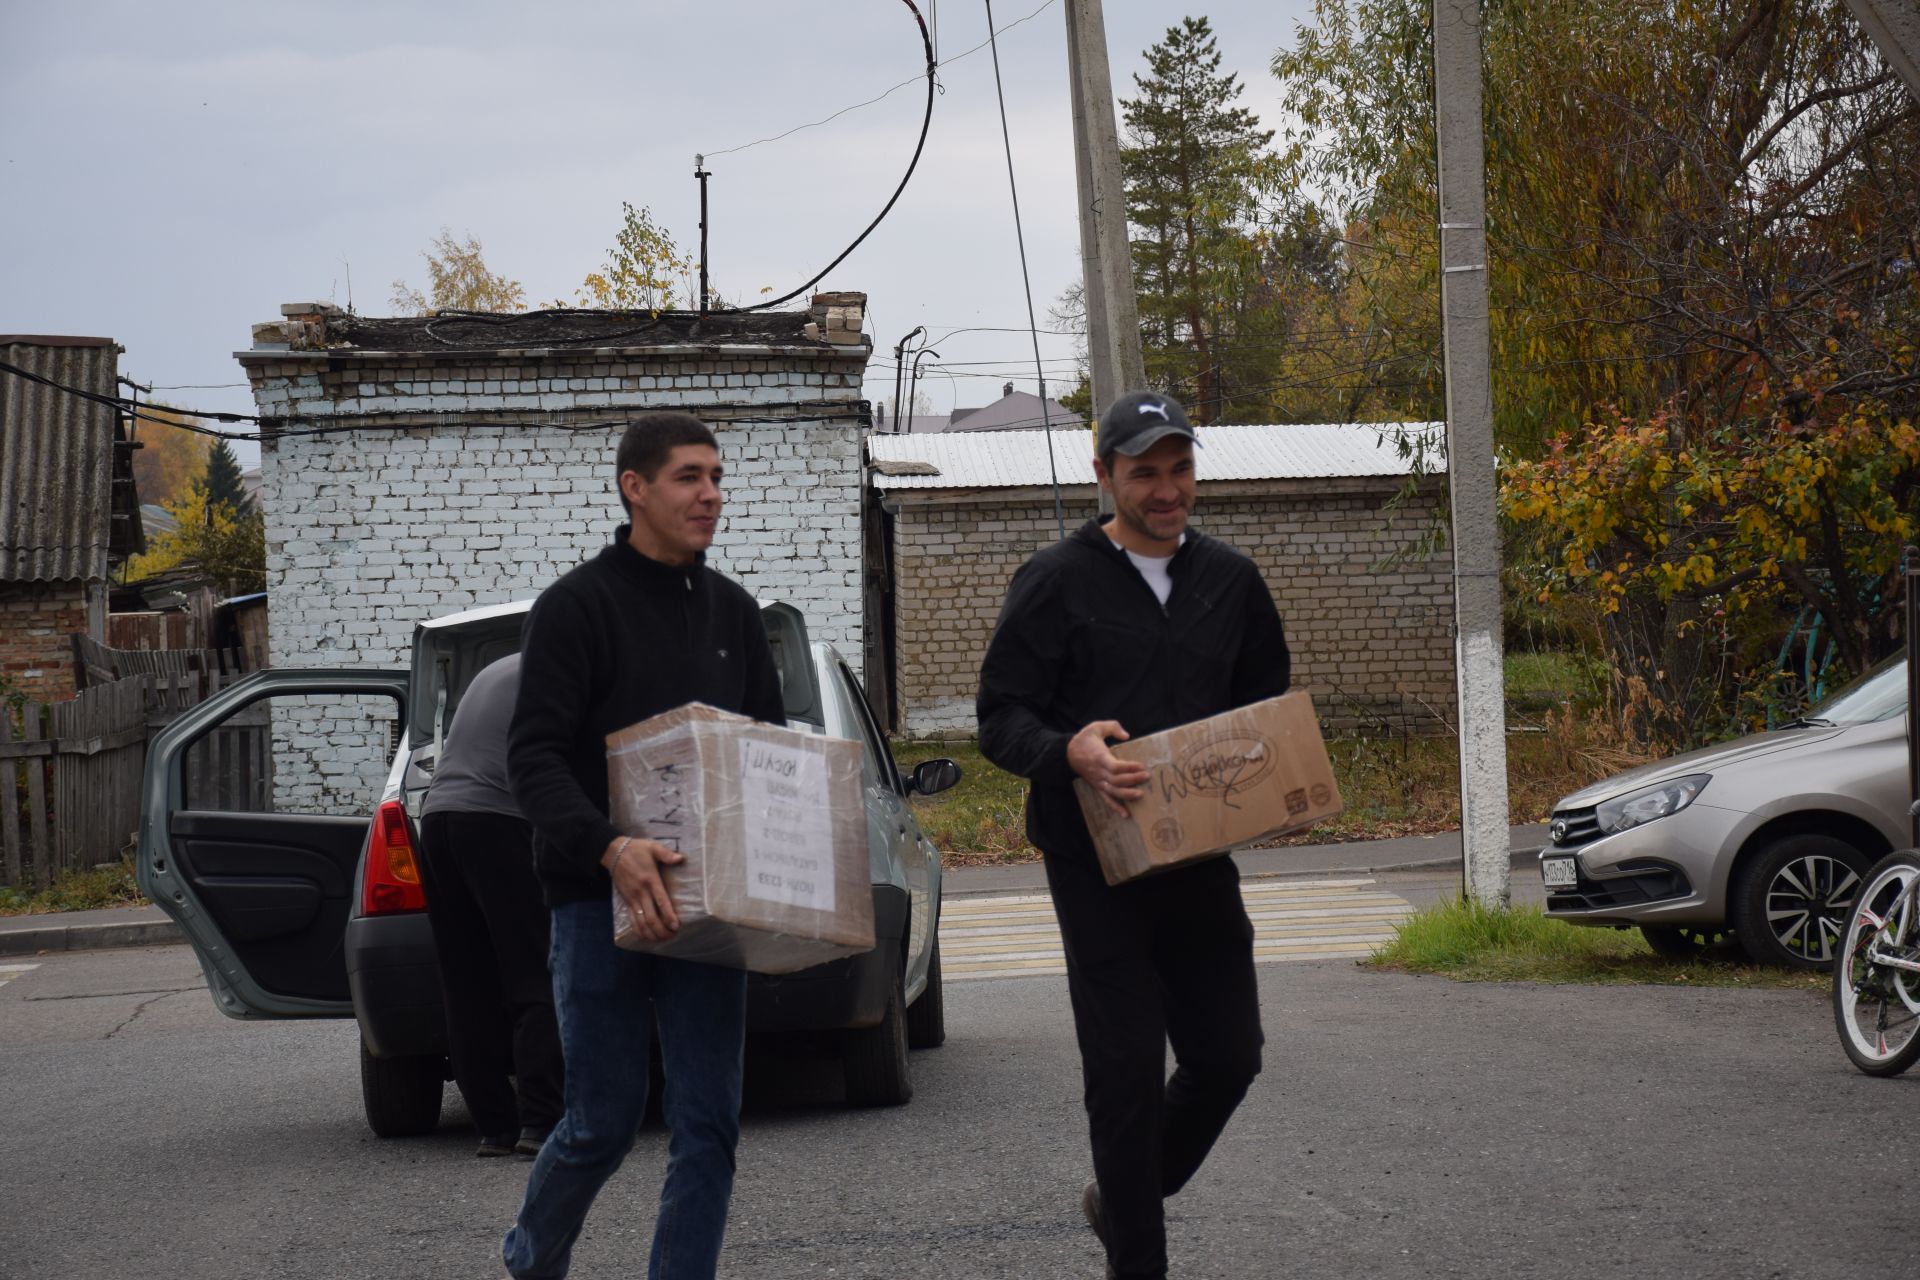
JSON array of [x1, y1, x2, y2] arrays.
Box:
[[420, 655, 522, 820]]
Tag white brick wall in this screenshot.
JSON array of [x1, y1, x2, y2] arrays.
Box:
[[259, 419, 864, 670], [242, 332, 869, 809]]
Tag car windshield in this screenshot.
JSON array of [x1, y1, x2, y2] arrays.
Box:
[[1805, 652, 1908, 724]]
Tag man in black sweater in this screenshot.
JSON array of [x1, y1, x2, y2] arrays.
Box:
[[976, 392, 1291, 1280], [501, 413, 784, 1280]]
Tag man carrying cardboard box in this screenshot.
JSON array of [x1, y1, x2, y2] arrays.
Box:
[[976, 391, 1291, 1280], [502, 413, 785, 1280]]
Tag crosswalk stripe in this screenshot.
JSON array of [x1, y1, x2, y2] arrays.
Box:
[[938, 877, 1412, 981]]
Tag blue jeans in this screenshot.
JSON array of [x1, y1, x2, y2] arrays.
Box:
[[503, 897, 748, 1279]]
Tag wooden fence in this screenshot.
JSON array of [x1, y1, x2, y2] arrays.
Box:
[[1, 639, 255, 890]]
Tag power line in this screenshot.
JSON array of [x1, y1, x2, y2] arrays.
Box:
[[120, 377, 251, 392], [984, 0, 1065, 540], [735, 0, 937, 313], [1, 358, 870, 443], [702, 0, 1057, 160]]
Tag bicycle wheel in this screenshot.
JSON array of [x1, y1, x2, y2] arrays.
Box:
[[1832, 851, 1920, 1077]]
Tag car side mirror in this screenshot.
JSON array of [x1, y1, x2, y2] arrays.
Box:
[[907, 758, 962, 797]]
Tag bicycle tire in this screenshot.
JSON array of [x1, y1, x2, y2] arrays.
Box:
[[1832, 850, 1920, 1077]]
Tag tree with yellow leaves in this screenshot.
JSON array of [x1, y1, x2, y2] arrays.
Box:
[[123, 476, 266, 599], [128, 409, 213, 510], [574, 203, 692, 312], [390, 229, 527, 315]]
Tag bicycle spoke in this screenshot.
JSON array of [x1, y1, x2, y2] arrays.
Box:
[[1836, 857, 1920, 1073]]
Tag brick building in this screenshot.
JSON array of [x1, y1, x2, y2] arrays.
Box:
[[0, 336, 141, 702], [868, 423, 1456, 739], [237, 298, 874, 802]]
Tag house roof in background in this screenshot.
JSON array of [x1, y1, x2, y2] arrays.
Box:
[[1, 337, 120, 581], [946, 389, 1080, 433], [868, 422, 1446, 490], [140, 503, 180, 535]]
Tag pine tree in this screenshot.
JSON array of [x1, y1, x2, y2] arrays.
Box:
[[1120, 16, 1274, 423], [203, 440, 251, 516]]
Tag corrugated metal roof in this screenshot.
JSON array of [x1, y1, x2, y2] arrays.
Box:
[[867, 422, 1446, 490], [1, 338, 120, 581]]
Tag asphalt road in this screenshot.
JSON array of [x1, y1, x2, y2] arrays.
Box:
[[5, 915, 1916, 1280]]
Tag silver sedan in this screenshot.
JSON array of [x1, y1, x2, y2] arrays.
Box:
[[1539, 656, 1910, 968]]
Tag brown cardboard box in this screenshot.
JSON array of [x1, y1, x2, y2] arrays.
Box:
[[605, 703, 875, 974], [1072, 691, 1344, 885]]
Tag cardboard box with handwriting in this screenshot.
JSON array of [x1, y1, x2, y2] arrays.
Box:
[[1072, 691, 1344, 885], [605, 703, 875, 974]]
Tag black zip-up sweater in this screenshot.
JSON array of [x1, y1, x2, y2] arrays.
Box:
[[508, 527, 785, 907], [976, 516, 1291, 864]]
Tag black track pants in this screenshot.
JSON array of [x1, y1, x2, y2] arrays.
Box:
[[417, 810, 565, 1139], [1042, 849, 1265, 1280]]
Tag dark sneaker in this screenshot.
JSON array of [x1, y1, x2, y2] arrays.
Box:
[[514, 1126, 552, 1160], [477, 1132, 518, 1158]]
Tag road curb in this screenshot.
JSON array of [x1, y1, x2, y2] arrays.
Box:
[[0, 919, 184, 956], [0, 848, 1550, 947], [942, 848, 1543, 899]]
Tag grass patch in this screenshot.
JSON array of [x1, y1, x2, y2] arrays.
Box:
[[0, 857, 146, 917], [1366, 896, 1823, 990], [1504, 649, 1606, 703], [894, 740, 1035, 866], [896, 707, 1651, 862]]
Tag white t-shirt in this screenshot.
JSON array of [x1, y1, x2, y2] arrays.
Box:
[[1111, 536, 1183, 607]]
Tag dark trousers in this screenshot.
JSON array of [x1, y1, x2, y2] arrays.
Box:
[[1043, 849, 1264, 1280], [417, 810, 564, 1139]]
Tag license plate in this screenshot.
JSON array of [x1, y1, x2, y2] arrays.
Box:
[[1541, 857, 1578, 889]]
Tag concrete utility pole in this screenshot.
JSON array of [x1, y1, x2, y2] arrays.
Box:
[[1064, 0, 1146, 426], [1845, 0, 1920, 105], [1433, 0, 1511, 906]]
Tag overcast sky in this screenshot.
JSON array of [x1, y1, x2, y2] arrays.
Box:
[[1, 0, 1320, 467]]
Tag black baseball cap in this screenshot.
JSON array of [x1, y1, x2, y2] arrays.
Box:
[[1096, 390, 1200, 461]]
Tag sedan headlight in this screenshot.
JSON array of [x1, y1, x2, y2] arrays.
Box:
[[1595, 774, 1710, 835]]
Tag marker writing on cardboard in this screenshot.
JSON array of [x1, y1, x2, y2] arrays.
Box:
[[1151, 736, 1273, 812], [645, 760, 689, 837]]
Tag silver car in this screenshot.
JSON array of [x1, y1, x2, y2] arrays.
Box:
[[1539, 655, 1910, 968], [138, 599, 958, 1136]]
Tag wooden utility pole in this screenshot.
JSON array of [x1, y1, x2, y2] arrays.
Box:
[[1433, 0, 1511, 905], [1064, 0, 1145, 427]]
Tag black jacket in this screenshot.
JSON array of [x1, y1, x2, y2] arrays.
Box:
[[976, 517, 1291, 864], [508, 528, 785, 907]]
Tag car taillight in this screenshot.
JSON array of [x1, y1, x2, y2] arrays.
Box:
[[362, 799, 427, 916]]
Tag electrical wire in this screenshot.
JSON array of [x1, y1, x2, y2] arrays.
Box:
[[732, 0, 937, 314], [419, 307, 674, 349], [119, 377, 251, 392], [702, 0, 1055, 160], [1, 357, 869, 443], [983, 0, 1065, 540]]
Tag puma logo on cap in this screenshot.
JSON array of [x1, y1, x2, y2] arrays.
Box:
[[1137, 400, 1171, 422]]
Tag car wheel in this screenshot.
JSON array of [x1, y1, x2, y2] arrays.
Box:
[[1731, 834, 1871, 970], [843, 967, 912, 1107], [1640, 924, 1736, 959], [905, 939, 946, 1050], [359, 1037, 445, 1137]]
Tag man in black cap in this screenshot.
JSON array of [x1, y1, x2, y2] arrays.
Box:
[[976, 390, 1291, 1280]]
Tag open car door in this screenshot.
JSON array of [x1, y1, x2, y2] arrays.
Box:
[[137, 669, 408, 1020]]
